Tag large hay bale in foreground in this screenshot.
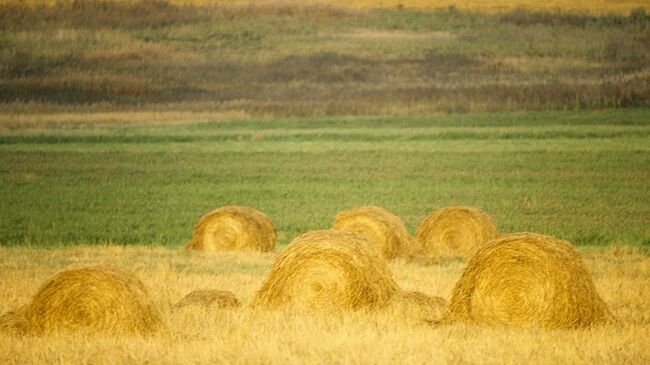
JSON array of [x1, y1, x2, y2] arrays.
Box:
[[441, 232, 615, 329], [9, 266, 161, 335], [174, 289, 241, 310], [415, 206, 498, 258], [386, 291, 447, 325], [186, 205, 276, 252], [332, 205, 411, 259], [251, 230, 399, 311]]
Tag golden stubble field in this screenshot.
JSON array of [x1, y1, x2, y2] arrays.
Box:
[[0, 245, 648, 364]]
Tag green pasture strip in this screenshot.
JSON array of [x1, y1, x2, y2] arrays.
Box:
[[0, 111, 648, 248]]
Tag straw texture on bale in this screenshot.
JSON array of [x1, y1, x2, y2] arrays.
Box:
[[415, 206, 499, 258], [5, 266, 161, 335], [174, 290, 241, 310], [387, 291, 447, 324], [441, 232, 615, 329], [186, 205, 276, 252], [251, 230, 399, 311], [332, 205, 411, 259]]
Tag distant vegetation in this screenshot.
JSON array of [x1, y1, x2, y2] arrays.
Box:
[[0, 1, 649, 116]]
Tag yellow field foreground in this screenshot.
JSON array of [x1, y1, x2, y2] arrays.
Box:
[[7, 0, 650, 14], [1, 245, 648, 364]]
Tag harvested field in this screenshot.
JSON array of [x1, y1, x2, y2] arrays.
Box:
[[0, 244, 648, 364]]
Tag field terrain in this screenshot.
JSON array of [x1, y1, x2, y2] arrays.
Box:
[[0, 244, 648, 364], [1, 1, 649, 364], [9, 0, 650, 14], [0, 1, 648, 116], [1, 110, 648, 248]]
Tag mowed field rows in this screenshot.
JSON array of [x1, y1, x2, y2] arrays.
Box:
[[1, 110, 648, 248], [0, 244, 648, 364]]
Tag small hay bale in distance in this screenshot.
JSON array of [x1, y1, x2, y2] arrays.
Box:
[[9, 266, 162, 335], [251, 230, 399, 311], [186, 205, 276, 252], [332, 205, 411, 259], [174, 289, 241, 310], [441, 232, 615, 329], [387, 291, 447, 325], [415, 206, 498, 258]]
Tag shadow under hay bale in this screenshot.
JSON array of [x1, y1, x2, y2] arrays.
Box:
[[251, 230, 399, 311], [387, 290, 447, 325], [332, 205, 411, 260], [186, 205, 276, 252], [174, 289, 241, 310], [415, 206, 498, 259], [3, 266, 162, 335], [439, 232, 616, 329]]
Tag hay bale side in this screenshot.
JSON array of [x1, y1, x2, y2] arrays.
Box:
[[332, 205, 411, 259], [441, 232, 615, 329], [251, 230, 399, 311], [186, 205, 276, 252], [8, 266, 162, 335], [386, 291, 447, 325], [415, 206, 498, 258], [173, 290, 241, 310]]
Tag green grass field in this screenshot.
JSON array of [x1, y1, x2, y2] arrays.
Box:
[[1, 109, 648, 248]]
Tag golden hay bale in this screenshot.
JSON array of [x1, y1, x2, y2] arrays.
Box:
[[5, 266, 162, 335], [415, 206, 499, 258], [173, 290, 241, 310], [440, 232, 616, 329], [251, 230, 399, 311], [386, 291, 447, 325], [186, 205, 276, 252], [332, 205, 411, 259]]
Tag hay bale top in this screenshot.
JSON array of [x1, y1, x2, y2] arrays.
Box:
[[442, 232, 615, 329], [10, 265, 161, 335], [174, 289, 241, 310], [186, 205, 276, 252], [415, 205, 498, 258], [251, 230, 399, 311], [387, 290, 447, 325], [333, 205, 411, 259]]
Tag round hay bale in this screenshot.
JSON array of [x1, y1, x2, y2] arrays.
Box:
[[251, 230, 399, 311], [173, 290, 241, 310], [387, 291, 447, 325], [441, 232, 615, 329], [186, 205, 276, 252], [332, 205, 411, 259], [11, 266, 162, 335], [415, 206, 498, 258]]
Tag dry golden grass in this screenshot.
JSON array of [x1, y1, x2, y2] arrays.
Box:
[[0, 111, 252, 132], [9, 0, 650, 14], [0, 244, 648, 364]]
